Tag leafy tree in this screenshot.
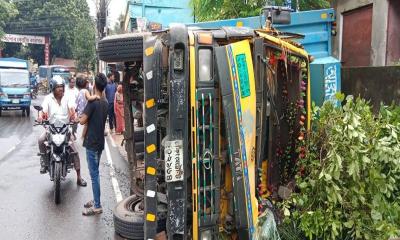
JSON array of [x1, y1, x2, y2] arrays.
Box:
[[0, 0, 18, 48], [191, 0, 331, 21], [72, 20, 96, 72], [3, 0, 96, 70], [282, 97, 400, 239]]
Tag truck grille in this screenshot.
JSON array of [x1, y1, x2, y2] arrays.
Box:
[[8, 94, 23, 99]]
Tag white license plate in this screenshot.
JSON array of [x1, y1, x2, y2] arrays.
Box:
[[12, 99, 20, 104], [164, 140, 184, 182]]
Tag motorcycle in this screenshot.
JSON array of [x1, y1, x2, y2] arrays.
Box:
[[34, 106, 77, 204]]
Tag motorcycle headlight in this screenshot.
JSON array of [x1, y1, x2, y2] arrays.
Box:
[[52, 134, 66, 147]]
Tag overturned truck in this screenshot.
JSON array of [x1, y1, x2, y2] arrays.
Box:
[[98, 16, 311, 240]]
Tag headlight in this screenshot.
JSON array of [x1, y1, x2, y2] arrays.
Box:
[[23, 93, 31, 98], [52, 134, 66, 146], [0, 92, 7, 99], [200, 230, 212, 240]]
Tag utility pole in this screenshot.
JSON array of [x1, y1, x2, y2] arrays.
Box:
[[94, 0, 112, 73]]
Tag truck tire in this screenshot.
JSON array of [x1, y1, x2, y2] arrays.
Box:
[[113, 195, 166, 239], [98, 33, 147, 63]]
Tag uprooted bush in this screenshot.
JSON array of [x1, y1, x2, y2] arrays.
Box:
[[282, 96, 400, 240]]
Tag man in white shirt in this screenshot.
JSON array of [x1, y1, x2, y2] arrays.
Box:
[[65, 77, 79, 105], [64, 77, 79, 136], [37, 76, 86, 186]]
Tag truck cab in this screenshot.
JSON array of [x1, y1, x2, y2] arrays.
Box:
[[0, 68, 31, 117]]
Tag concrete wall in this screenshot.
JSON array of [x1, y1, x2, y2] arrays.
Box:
[[342, 66, 400, 111], [332, 0, 390, 66], [387, 0, 400, 65]]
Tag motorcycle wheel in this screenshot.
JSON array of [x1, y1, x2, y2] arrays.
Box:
[[54, 162, 62, 204]]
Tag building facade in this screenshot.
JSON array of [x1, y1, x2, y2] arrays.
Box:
[[332, 0, 400, 66]]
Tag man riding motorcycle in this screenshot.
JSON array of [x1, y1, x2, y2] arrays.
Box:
[[37, 75, 87, 187]]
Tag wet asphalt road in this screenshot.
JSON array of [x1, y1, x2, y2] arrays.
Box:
[[0, 95, 131, 240]]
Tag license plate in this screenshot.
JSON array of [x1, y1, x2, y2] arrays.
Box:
[[164, 140, 184, 182], [12, 99, 20, 104]]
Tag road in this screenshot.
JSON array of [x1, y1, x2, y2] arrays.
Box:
[[0, 95, 131, 240]]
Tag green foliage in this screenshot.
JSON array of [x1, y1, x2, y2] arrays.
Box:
[[0, 0, 18, 48], [3, 0, 95, 69], [284, 96, 400, 239], [296, 0, 331, 10], [72, 20, 96, 72], [190, 0, 331, 21]]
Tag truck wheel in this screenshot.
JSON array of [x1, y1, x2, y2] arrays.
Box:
[[0, 109, 2, 117], [98, 33, 148, 63], [113, 195, 166, 239], [26, 108, 30, 117]]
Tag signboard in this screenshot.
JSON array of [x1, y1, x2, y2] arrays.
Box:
[[2, 34, 46, 45], [44, 37, 50, 65], [1, 34, 50, 66], [164, 140, 184, 182], [324, 64, 338, 105]]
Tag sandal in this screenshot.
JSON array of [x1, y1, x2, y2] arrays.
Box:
[[82, 207, 103, 216], [77, 178, 87, 187], [84, 200, 94, 208]]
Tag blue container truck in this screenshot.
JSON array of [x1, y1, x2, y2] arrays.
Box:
[[0, 58, 32, 117], [188, 8, 341, 106]]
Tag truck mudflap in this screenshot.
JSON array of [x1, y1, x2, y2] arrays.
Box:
[[190, 31, 221, 240], [166, 23, 190, 239], [215, 40, 258, 239], [143, 34, 162, 239]]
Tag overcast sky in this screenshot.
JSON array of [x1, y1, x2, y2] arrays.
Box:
[[87, 0, 127, 27]]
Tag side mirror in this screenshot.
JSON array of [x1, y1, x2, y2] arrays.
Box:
[[263, 6, 292, 25], [34, 106, 43, 111]]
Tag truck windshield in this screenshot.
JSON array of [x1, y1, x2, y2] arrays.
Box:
[[53, 73, 70, 82], [53, 68, 70, 73], [0, 71, 30, 87]]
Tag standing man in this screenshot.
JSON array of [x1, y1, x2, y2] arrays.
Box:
[[79, 73, 108, 216], [65, 77, 79, 102], [111, 65, 120, 83], [65, 77, 79, 137], [105, 73, 117, 133]]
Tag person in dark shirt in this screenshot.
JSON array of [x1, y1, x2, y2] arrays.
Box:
[[79, 73, 108, 216], [104, 73, 117, 132], [111, 65, 120, 83]]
